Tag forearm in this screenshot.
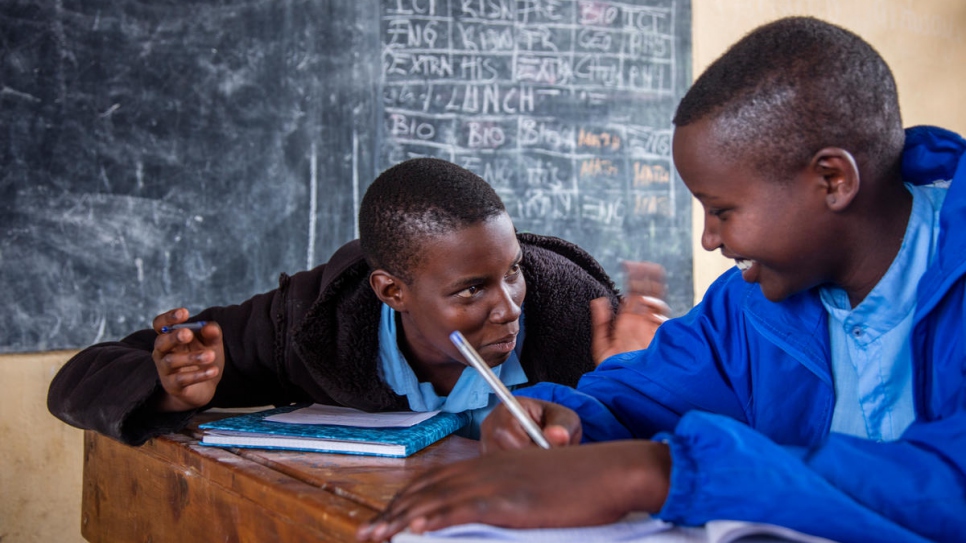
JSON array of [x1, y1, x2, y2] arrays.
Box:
[[47, 333, 198, 445], [657, 411, 953, 543], [599, 440, 672, 515]]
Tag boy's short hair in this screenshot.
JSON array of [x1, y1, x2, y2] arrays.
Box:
[[359, 157, 507, 282], [673, 17, 904, 183]]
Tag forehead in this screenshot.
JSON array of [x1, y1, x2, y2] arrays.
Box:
[[673, 120, 759, 201], [408, 214, 520, 285]]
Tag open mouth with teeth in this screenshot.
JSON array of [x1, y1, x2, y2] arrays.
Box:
[[735, 259, 753, 271]]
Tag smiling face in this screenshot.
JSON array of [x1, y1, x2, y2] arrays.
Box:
[[377, 212, 526, 380], [674, 118, 841, 302]]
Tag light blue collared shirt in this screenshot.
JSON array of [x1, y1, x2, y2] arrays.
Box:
[[820, 183, 946, 441], [376, 303, 529, 439]]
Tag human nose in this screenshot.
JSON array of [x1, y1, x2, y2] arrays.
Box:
[[491, 282, 523, 324], [701, 215, 721, 252]]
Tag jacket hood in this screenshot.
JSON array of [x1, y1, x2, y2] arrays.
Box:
[[290, 234, 619, 411]]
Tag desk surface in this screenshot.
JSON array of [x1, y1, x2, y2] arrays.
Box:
[[81, 414, 480, 543]]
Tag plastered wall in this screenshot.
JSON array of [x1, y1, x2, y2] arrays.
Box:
[[2, 1, 964, 541], [690, 0, 966, 299]]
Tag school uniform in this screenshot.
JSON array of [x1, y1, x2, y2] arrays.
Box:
[[519, 126, 966, 543], [48, 233, 619, 446]]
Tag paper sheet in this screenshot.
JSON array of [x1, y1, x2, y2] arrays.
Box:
[[264, 404, 440, 428]]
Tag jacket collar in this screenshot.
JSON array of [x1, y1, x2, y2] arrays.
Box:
[[902, 126, 966, 317], [739, 126, 966, 383]]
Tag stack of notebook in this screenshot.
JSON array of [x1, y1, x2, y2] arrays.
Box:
[[198, 403, 469, 458]]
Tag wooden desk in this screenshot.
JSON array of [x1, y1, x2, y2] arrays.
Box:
[[81, 416, 479, 542]]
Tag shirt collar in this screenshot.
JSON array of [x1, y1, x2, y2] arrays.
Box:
[[819, 183, 945, 338], [377, 303, 528, 413]]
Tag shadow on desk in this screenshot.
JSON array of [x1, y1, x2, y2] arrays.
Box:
[[81, 413, 479, 542]]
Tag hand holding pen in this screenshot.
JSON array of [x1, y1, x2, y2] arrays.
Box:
[[151, 308, 224, 413], [450, 331, 579, 451]]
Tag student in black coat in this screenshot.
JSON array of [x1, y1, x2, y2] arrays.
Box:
[[48, 157, 666, 444]]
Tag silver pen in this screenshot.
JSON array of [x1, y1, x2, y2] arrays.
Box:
[[449, 331, 551, 449]]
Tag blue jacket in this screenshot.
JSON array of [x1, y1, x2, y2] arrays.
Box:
[[519, 126, 966, 543]]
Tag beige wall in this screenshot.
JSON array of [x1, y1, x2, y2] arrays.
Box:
[[3, 2, 965, 541], [1, 352, 84, 543], [690, 0, 966, 300]]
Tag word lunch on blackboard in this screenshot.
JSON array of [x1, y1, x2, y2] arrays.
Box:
[[0, 0, 691, 354], [379, 0, 693, 312]]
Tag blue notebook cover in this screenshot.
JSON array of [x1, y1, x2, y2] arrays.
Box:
[[198, 405, 470, 458]]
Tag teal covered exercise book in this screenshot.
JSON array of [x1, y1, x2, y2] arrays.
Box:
[[198, 404, 470, 458]]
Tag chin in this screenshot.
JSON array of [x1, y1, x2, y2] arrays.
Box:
[[759, 282, 795, 303], [486, 352, 513, 368]]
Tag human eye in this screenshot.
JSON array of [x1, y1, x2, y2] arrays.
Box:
[[455, 284, 483, 299], [708, 207, 730, 219], [507, 262, 522, 279]]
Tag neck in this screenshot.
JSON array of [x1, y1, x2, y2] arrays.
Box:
[[397, 319, 464, 396], [839, 181, 913, 307]]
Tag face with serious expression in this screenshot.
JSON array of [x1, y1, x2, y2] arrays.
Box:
[[370, 213, 526, 387]]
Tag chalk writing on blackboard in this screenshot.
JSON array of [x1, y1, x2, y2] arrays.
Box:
[[0, 0, 690, 354], [377, 0, 692, 312]]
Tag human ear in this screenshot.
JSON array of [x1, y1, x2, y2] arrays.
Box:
[[811, 147, 860, 212], [369, 270, 406, 311]]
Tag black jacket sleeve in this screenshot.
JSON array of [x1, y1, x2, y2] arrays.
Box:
[[46, 265, 325, 446]]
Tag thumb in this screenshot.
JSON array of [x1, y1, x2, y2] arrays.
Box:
[[541, 404, 583, 446], [544, 425, 573, 447]]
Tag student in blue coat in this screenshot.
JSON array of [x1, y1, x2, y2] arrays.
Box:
[[358, 17, 966, 543]]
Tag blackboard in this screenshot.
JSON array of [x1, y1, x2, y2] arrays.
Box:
[[0, 0, 692, 354]]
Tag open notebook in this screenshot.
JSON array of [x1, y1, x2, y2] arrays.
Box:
[[390, 513, 838, 543]]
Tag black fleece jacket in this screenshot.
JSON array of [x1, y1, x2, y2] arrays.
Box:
[[48, 233, 620, 445]]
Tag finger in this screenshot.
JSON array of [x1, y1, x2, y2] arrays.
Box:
[[153, 329, 205, 368], [540, 406, 581, 444], [622, 261, 667, 298], [622, 295, 669, 319], [153, 308, 188, 333], [481, 405, 535, 452], [361, 471, 461, 540], [543, 425, 573, 447], [489, 421, 538, 452], [195, 321, 222, 344], [152, 327, 192, 359], [514, 399, 559, 449], [157, 349, 217, 374], [407, 495, 508, 535], [165, 365, 220, 389], [367, 472, 499, 540], [639, 296, 671, 317]]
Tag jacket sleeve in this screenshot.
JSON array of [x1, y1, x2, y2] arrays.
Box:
[[46, 266, 324, 446], [519, 271, 754, 442], [656, 412, 944, 543], [517, 272, 966, 542]]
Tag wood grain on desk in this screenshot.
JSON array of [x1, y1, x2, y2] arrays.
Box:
[[81, 414, 480, 543]]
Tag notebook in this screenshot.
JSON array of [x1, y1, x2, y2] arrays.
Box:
[[390, 513, 838, 543], [198, 404, 470, 458]]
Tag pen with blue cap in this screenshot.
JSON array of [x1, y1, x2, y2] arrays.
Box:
[[160, 321, 207, 334], [449, 330, 551, 449]]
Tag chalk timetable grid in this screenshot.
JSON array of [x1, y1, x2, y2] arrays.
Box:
[[379, 0, 680, 241]]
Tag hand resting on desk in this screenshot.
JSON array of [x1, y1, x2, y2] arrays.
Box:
[[356, 398, 672, 542]]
